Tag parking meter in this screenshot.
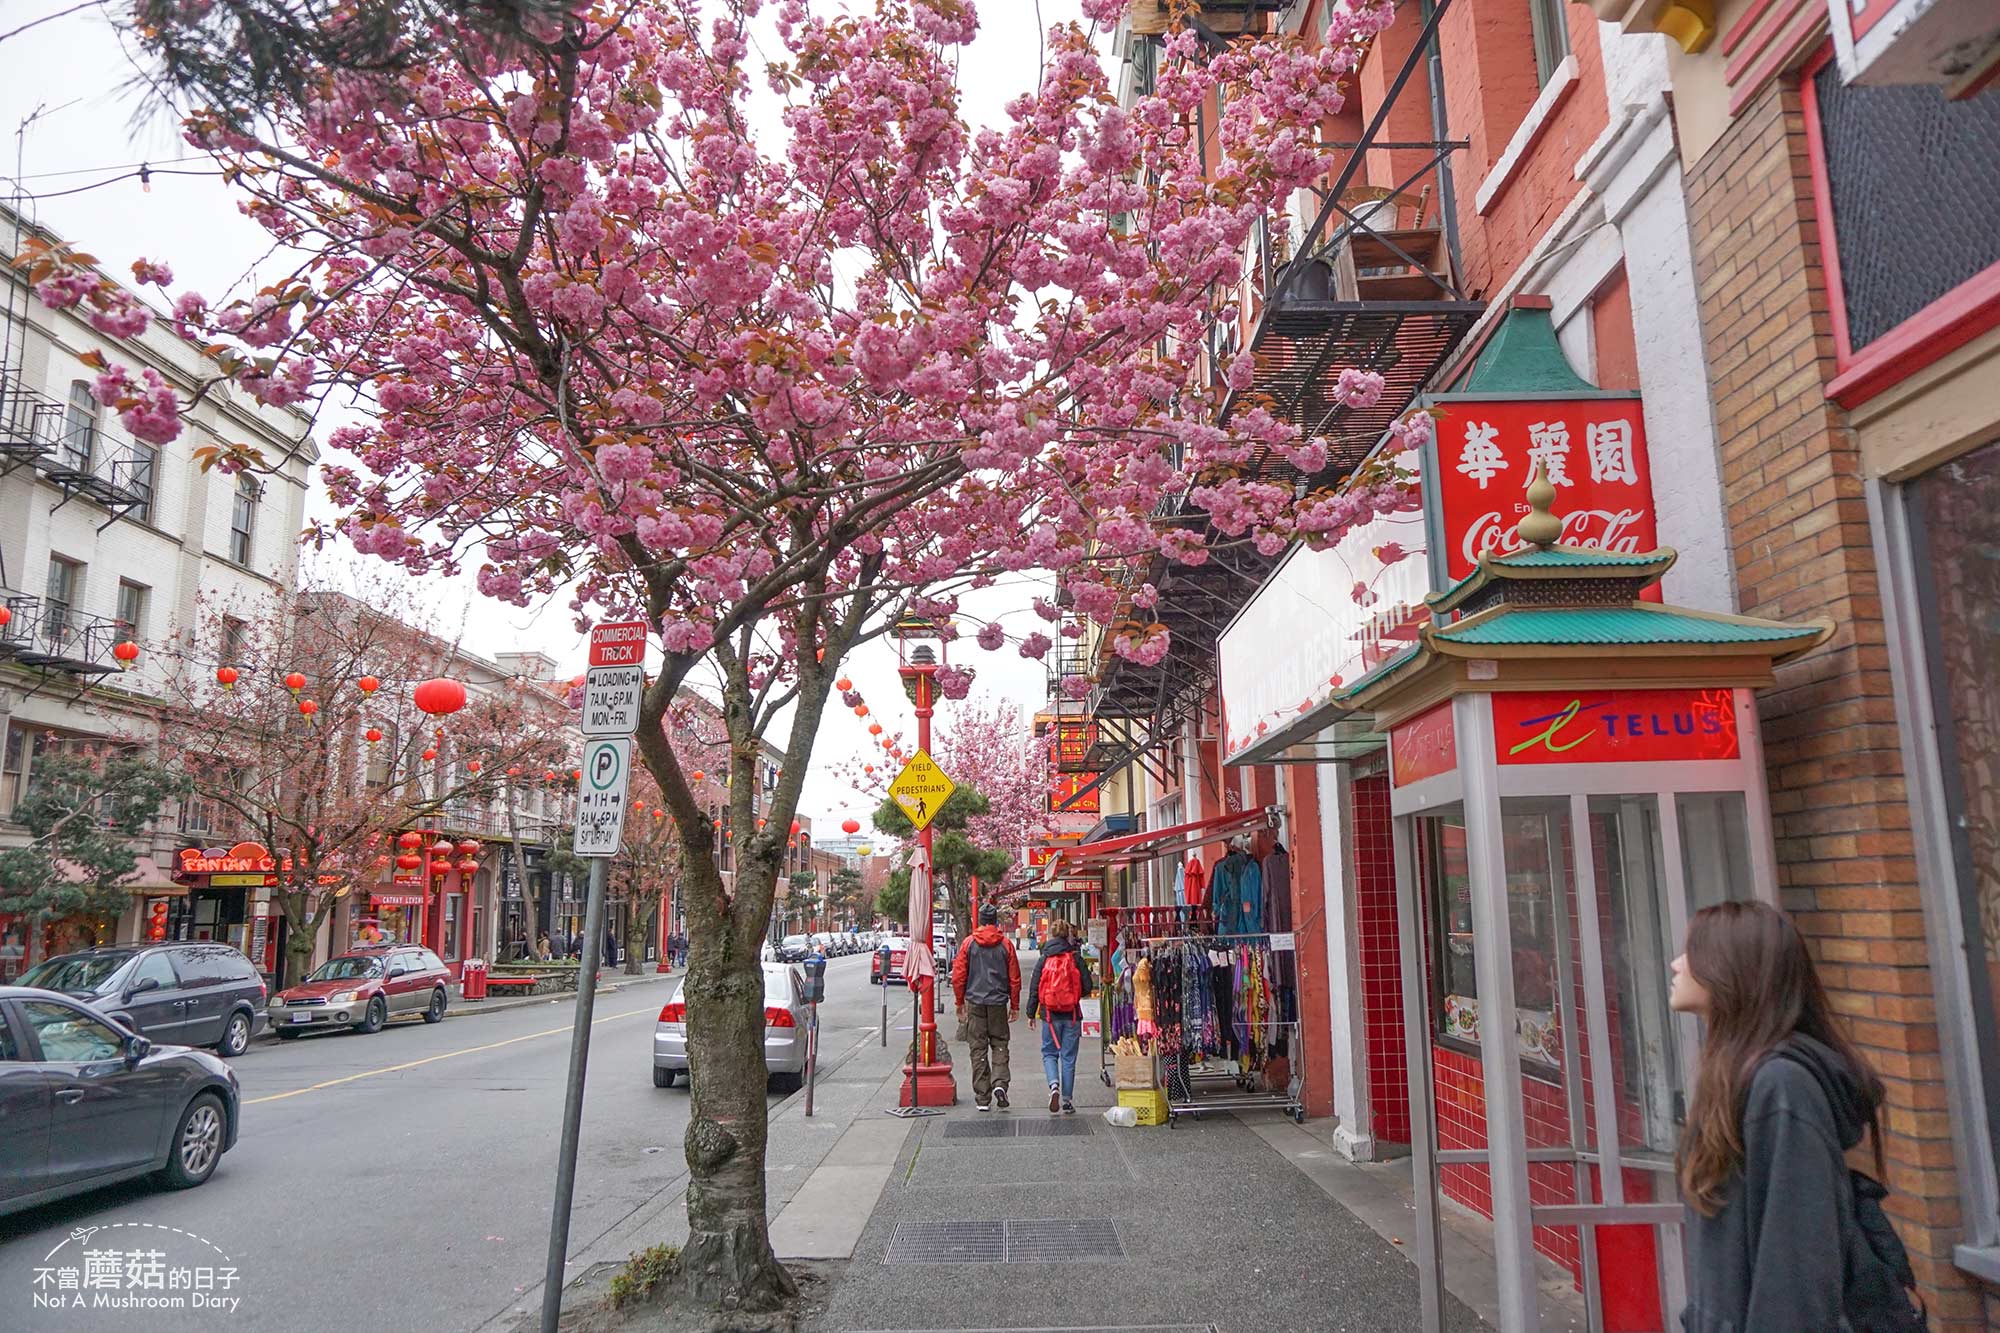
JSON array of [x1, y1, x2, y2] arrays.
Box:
[[802, 954, 827, 1003], [801, 955, 826, 1116]]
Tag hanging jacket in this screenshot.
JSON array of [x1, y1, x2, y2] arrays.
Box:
[[1262, 845, 1293, 934], [1183, 854, 1208, 907], [1210, 851, 1263, 934], [1173, 860, 1187, 908]]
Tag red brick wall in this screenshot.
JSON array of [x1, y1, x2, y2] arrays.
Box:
[[1285, 764, 1337, 1119], [1686, 75, 1986, 1326], [1590, 267, 1641, 391], [1350, 773, 1411, 1145]]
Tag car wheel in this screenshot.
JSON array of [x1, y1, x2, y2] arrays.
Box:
[[159, 1093, 227, 1189], [653, 1066, 676, 1088], [422, 988, 446, 1024], [356, 996, 387, 1034], [216, 1011, 252, 1058], [768, 1069, 805, 1094]]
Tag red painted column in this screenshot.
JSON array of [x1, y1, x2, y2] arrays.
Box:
[[1284, 765, 1337, 1119]]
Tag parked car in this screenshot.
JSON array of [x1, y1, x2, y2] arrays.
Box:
[[871, 935, 911, 985], [653, 963, 808, 1092], [19, 943, 268, 1058], [267, 946, 449, 1037], [0, 986, 242, 1217], [776, 934, 808, 962]]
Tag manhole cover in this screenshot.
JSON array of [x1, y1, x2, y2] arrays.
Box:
[[884, 1220, 1005, 1264], [1014, 1119, 1091, 1138], [942, 1120, 1015, 1139], [881, 1219, 1124, 1265]]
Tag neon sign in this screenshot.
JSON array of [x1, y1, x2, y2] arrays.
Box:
[[1493, 689, 1740, 765]]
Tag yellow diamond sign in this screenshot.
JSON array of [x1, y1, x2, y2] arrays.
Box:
[[887, 750, 956, 832]]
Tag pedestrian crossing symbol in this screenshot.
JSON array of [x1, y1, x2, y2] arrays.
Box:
[[887, 750, 956, 832]]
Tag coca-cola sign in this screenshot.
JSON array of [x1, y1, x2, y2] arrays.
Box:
[[1423, 393, 1658, 592]]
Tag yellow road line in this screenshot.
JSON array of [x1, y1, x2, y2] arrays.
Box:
[[246, 1006, 652, 1105]]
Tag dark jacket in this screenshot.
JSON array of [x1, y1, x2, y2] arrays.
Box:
[[1682, 1033, 1880, 1333], [952, 926, 1020, 1008], [1025, 936, 1094, 1021]]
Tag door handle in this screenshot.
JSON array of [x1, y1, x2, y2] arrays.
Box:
[[55, 1088, 86, 1104]]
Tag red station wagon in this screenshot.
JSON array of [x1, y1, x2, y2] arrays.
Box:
[[267, 946, 450, 1036]]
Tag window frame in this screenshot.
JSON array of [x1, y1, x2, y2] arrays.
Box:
[[43, 556, 81, 647], [60, 380, 96, 473], [125, 443, 159, 524], [1527, 0, 1570, 88], [115, 579, 149, 642], [1799, 42, 2000, 410], [229, 473, 259, 565], [20, 998, 127, 1063]]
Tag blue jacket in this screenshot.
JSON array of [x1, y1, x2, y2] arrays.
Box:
[[1209, 852, 1263, 934]]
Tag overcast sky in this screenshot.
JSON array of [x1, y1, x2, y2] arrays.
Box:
[[0, 0, 1091, 834]]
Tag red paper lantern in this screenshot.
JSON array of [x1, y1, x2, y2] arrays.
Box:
[[690, 769, 705, 782], [868, 723, 883, 736], [413, 677, 467, 716], [298, 699, 318, 719], [789, 820, 800, 836], [456, 840, 480, 857], [365, 727, 383, 744], [842, 818, 861, 834], [0, 606, 9, 627], [357, 675, 380, 694], [653, 807, 665, 818], [284, 672, 306, 693], [112, 640, 140, 664], [713, 818, 721, 828], [215, 666, 238, 689], [863, 764, 874, 774], [455, 857, 479, 874], [467, 760, 482, 774], [571, 769, 581, 781], [544, 769, 557, 781], [506, 766, 520, 776], [854, 704, 868, 717], [396, 853, 422, 871], [398, 831, 423, 850], [757, 818, 766, 828], [835, 677, 852, 692], [430, 858, 451, 876], [421, 747, 437, 761]]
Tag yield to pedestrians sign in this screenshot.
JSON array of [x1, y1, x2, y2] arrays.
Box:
[[887, 750, 955, 832], [574, 737, 632, 856]]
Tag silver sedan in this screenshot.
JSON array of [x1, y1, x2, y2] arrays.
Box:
[[653, 962, 808, 1093]]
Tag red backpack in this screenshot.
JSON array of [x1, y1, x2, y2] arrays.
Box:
[[1039, 950, 1082, 1013]]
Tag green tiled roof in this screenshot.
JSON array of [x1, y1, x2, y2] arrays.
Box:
[[1490, 548, 1663, 568], [1433, 606, 1823, 647]]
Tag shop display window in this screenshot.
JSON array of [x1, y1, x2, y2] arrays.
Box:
[[1589, 795, 1679, 1157], [444, 896, 463, 960], [1676, 792, 1753, 912]]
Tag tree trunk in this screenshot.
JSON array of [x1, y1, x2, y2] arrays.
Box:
[[677, 857, 795, 1311]]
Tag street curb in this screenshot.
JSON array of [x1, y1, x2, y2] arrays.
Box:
[[254, 968, 680, 1042]]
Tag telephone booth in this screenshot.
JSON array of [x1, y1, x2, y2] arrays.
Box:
[[1338, 474, 1830, 1332]]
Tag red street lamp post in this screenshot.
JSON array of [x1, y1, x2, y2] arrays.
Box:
[[896, 617, 956, 1107]]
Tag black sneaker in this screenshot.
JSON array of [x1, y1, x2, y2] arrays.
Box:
[[1062, 1099, 1076, 1115], [994, 1085, 1009, 1110], [1048, 1084, 1061, 1113]]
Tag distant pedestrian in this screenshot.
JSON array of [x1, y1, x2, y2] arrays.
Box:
[[1672, 900, 1922, 1332], [1026, 918, 1094, 1114], [952, 904, 1022, 1112], [603, 928, 619, 967], [535, 935, 552, 962]]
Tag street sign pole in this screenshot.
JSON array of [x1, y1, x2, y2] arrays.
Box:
[[540, 854, 608, 1333]]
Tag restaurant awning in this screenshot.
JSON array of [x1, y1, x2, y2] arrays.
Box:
[[1036, 806, 1279, 879]]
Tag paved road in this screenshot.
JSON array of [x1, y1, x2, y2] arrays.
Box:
[[0, 952, 892, 1332]]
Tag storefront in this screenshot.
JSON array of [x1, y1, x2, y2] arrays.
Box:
[[170, 842, 277, 955]]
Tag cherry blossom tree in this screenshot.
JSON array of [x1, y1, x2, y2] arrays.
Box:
[[34, 0, 1408, 1306]]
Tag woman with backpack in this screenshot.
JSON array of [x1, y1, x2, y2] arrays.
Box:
[[1026, 918, 1095, 1114], [1673, 900, 1923, 1332]]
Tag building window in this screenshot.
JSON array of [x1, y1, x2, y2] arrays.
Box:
[[43, 556, 81, 648], [1904, 436, 2000, 1233], [218, 615, 248, 666], [125, 444, 159, 524], [229, 474, 259, 565], [1528, 0, 1570, 86], [115, 580, 148, 641], [1, 724, 28, 815], [1803, 48, 2000, 390], [61, 381, 96, 473]]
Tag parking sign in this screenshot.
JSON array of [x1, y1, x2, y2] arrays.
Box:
[[574, 737, 632, 857]]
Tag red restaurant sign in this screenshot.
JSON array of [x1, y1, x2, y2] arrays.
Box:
[[176, 841, 290, 885], [1429, 395, 1658, 588], [1390, 702, 1458, 788], [1492, 689, 1740, 765], [587, 620, 648, 668]]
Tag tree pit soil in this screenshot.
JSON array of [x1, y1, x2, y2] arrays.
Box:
[[521, 1259, 844, 1333]]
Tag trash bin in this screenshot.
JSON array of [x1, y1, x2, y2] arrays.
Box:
[[461, 957, 488, 1000]]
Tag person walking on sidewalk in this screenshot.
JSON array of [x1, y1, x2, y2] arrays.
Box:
[[952, 904, 1022, 1111], [1671, 900, 1923, 1332], [1027, 919, 1094, 1114]]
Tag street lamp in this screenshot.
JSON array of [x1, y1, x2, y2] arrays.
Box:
[[895, 617, 956, 1106]]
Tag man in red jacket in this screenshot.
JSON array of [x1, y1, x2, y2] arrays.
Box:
[[952, 903, 1022, 1110]]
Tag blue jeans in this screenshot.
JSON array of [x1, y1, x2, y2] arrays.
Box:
[[1039, 1015, 1081, 1098]]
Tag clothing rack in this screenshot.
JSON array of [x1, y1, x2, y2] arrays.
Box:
[[1114, 928, 1306, 1126]]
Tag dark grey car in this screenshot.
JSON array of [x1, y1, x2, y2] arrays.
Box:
[[0, 986, 242, 1217], [18, 943, 268, 1057]]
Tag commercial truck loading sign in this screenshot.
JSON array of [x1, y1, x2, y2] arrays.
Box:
[[587, 620, 648, 668]]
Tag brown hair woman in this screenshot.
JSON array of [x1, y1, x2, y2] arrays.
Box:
[[1672, 900, 1923, 1331]]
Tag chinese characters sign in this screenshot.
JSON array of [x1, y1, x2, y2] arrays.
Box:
[[1427, 395, 1658, 587], [1048, 722, 1100, 813], [1492, 689, 1741, 765]]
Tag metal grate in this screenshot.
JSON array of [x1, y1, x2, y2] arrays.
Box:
[[1013, 1118, 1092, 1138], [942, 1119, 1015, 1139], [851, 1326, 1217, 1332], [1813, 62, 2000, 352], [882, 1219, 1126, 1265]]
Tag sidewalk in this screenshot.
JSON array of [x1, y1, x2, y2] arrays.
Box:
[[800, 1030, 1494, 1333]]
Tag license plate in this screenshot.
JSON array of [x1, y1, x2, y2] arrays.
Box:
[[290, 1012, 312, 1023]]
